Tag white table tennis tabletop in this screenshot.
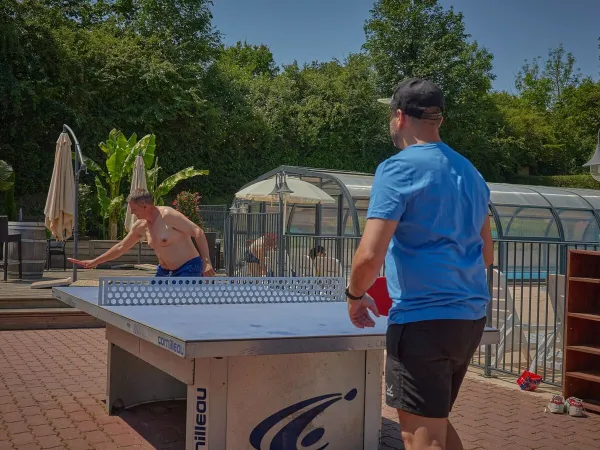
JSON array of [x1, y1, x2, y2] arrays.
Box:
[[53, 286, 387, 341]]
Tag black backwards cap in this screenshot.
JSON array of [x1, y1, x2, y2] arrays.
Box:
[[378, 78, 445, 120]]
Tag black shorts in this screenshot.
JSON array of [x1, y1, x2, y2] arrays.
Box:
[[385, 317, 486, 418]]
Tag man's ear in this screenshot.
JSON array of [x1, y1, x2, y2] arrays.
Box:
[[395, 109, 407, 128]]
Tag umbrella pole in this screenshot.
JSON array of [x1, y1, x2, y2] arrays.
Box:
[[278, 195, 284, 277], [63, 125, 87, 283]]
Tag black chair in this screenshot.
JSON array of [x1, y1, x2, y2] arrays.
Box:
[[0, 216, 22, 281], [46, 238, 66, 271]]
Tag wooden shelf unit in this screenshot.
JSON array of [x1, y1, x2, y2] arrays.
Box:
[[564, 250, 600, 414]]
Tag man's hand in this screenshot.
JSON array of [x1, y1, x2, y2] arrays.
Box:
[[348, 293, 380, 328], [68, 258, 98, 269], [203, 262, 216, 277]]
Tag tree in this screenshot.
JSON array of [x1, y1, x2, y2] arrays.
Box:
[[363, 0, 510, 180], [516, 44, 581, 111], [364, 0, 494, 104], [553, 79, 600, 172]]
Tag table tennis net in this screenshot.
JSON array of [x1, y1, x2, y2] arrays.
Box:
[[97, 276, 345, 306]]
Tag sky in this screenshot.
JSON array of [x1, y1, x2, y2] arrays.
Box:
[[210, 0, 600, 93]]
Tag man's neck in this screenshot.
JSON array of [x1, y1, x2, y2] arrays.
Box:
[[400, 134, 441, 149], [146, 206, 160, 224]]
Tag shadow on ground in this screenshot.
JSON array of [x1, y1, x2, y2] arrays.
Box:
[[118, 403, 405, 450], [118, 400, 187, 450], [380, 417, 405, 449]]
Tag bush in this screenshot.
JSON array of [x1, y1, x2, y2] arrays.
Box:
[[173, 191, 203, 227], [509, 174, 600, 190]]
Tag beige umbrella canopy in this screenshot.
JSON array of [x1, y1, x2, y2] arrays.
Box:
[[235, 177, 335, 205], [124, 153, 148, 232], [44, 132, 75, 241]]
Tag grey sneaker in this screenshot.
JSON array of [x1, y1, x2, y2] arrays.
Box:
[[564, 397, 585, 417], [547, 395, 565, 414]]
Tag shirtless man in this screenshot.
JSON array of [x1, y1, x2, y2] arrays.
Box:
[[247, 233, 278, 276], [69, 190, 216, 277]]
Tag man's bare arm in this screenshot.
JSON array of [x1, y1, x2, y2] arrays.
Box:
[[481, 215, 494, 268], [347, 218, 398, 297], [164, 208, 214, 271], [92, 223, 143, 266]]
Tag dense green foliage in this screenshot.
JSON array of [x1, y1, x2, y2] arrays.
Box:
[[510, 175, 600, 190], [2, 0, 600, 224]]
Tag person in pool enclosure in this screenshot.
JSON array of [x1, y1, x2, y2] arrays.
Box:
[[69, 189, 216, 277]]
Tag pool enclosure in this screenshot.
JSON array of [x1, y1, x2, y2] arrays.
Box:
[[229, 166, 600, 279], [226, 166, 600, 385], [234, 165, 600, 240]]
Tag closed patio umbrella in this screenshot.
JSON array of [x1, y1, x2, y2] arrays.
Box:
[[44, 132, 75, 241], [124, 153, 148, 265], [124, 152, 148, 232]]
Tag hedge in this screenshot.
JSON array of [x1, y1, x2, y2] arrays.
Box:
[[509, 174, 600, 190]]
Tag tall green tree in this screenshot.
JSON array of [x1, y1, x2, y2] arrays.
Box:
[[363, 0, 510, 180], [516, 44, 581, 111]]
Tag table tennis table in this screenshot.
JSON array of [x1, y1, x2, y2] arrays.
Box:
[[53, 276, 500, 450]]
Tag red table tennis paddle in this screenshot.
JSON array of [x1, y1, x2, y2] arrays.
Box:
[[367, 276, 392, 316]]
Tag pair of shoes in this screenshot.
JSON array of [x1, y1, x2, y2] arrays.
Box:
[[547, 395, 585, 417]]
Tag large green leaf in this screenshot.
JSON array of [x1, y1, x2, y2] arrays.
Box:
[[94, 176, 110, 219], [132, 134, 156, 169], [0, 160, 15, 191], [127, 132, 137, 150], [72, 153, 106, 176], [146, 164, 160, 202], [106, 142, 129, 183], [109, 195, 124, 215], [99, 129, 120, 155], [122, 147, 139, 177], [155, 167, 209, 198]]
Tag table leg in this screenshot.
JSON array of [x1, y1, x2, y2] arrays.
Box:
[[3, 242, 7, 282], [106, 341, 187, 414], [364, 349, 384, 448], [18, 239, 22, 279], [186, 351, 379, 450], [186, 357, 228, 450]]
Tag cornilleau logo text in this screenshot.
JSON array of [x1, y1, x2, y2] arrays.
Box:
[[249, 388, 357, 450], [157, 336, 184, 356], [195, 388, 207, 448]]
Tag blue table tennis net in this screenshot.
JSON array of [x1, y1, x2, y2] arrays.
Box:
[[97, 276, 346, 306]]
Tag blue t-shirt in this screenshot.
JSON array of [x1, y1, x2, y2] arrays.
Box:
[[367, 142, 490, 324]]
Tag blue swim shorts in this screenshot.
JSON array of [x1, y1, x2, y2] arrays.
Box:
[[155, 256, 203, 277]]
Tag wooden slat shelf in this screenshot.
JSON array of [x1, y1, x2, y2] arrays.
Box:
[[568, 249, 600, 256], [564, 250, 600, 413], [567, 313, 600, 322], [569, 277, 600, 284], [582, 399, 600, 414], [565, 370, 600, 383], [566, 345, 600, 356]]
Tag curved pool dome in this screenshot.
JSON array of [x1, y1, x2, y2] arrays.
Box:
[[237, 165, 600, 242]]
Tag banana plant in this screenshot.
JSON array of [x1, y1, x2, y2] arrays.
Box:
[[85, 129, 156, 239], [86, 130, 208, 238], [146, 157, 208, 206], [0, 160, 17, 220], [94, 177, 123, 239], [0, 160, 14, 191]]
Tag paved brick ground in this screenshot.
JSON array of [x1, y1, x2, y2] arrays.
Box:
[[1, 329, 598, 449]]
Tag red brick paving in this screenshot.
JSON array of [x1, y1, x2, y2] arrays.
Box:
[[0, 329, 599, 449]]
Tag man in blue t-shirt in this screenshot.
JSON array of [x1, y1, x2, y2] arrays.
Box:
[[345, 78, 494, 450]]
